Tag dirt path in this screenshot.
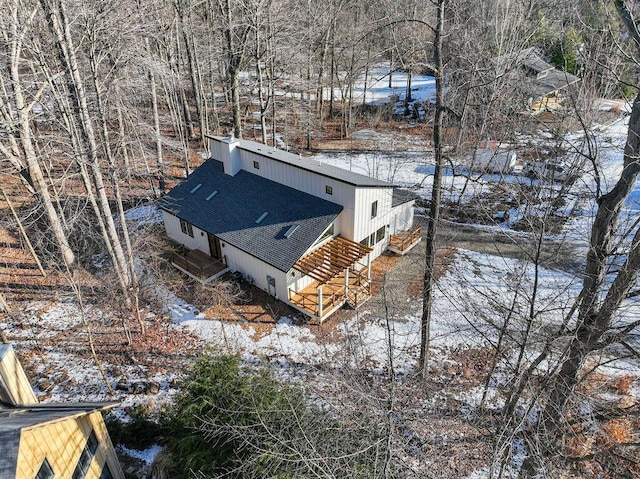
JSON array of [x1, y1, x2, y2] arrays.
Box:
[[434, 219, 583, 274]]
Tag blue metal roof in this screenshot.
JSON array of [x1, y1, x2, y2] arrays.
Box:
[[158, 159, 343, 272]]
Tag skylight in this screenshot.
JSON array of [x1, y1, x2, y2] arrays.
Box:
[[255, 212, 269, 224], [205, 191, 218, 201], [284, 224, 299, 238], [190, 183, 202, 194]]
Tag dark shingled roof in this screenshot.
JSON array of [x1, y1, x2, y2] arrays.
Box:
[[158, 159, 343, 272], [0, 402, 117, 478], [492, 47, 579, 97], [392, 188, 420, 208], [206, 135, 393, 188]]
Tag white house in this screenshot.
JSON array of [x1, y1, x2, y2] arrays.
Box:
[[158, 136, 420, 322]]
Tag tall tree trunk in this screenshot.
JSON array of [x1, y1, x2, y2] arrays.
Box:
[[520, 4, 640, 474], [7, 0, 74, 268], [41, 0, 130, 288], [418, 0, 445, 378]]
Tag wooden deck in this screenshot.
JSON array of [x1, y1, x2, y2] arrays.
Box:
[[388, 227, 422, 255], [171, 248, 229, 283], [289, 268, 371, 321]]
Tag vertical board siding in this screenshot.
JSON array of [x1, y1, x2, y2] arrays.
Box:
[[390, 203, 415, 236], [162, 211, 210, 254], [353, 187, 395, 261], [223, 243, 288, 300], [233, 149, 357, 211]]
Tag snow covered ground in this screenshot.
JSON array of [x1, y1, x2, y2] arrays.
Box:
[[4, 63, 640, 477]]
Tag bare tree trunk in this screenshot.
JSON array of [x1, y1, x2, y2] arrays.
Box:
[[40, 0, 130, 289], [519, 5, 640, 474], [418, 0, 445, 379], [7, 0, 75, 268], [2, 188, 46, 277], [146, 38, 165, 194]]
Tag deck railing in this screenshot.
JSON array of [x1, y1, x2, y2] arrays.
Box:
[[389, 227, 422, 252], [171, 249, 227, 280], [289, 286, 345, 318]]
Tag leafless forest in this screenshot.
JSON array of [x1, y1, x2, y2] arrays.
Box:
[[3, 0, 640, 478]]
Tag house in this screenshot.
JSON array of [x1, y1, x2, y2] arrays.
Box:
[[0, 344, 124, 479], [159, 135, 420, 322], [493, 47, 580, 113]]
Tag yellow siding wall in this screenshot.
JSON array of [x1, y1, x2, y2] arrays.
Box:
[[0, 347, 38, 405], [15, 411, 124, 479]]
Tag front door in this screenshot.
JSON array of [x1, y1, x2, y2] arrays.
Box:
[[208, 234, 222, 260]]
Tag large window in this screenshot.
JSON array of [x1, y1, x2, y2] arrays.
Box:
[[72, 430, 99, 479], [313, 224, 334, 246], [371, 201, 378, 218], [180, 218, 194, 237], [36, 459, 54, 479]]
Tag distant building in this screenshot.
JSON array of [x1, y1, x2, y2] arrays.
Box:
[[0, 344, 124, 479], [159, 136, 421, 322], [493, 47, 580, 113]]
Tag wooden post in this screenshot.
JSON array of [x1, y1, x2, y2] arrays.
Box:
[[2, 188, 46, 277], [318, 286, 323, 319], [344, 269, 349, 297]]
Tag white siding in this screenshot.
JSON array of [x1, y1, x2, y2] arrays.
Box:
[[286, 268, 314, 293], [222, 243, 288, 299], [234, 149, 357, 209], [210, 137, 242, 176], [390, 203, 415, 236], [162, 211, 210, 254], [352, 187, 395, 260]]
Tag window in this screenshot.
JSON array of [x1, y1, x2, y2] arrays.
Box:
[[180, 218, 194, 237], [255, 212, 269, 224], [72, 430, 99, 479], [369, 232, 375, 246], [371, 200, 378, 218], [205, 190, 218, 201], [100, 465, 113, 479], [325, 185, 333, 195], [36, 459, 54, 479], [314, 224, 334, 246], [360, 237, 369, 247], [253, 160, 260, 169], [376, 225, 386, 243], [284, 224, 299, 238]]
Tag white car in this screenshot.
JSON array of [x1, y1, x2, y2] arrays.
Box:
[[522, 161, 579, 182]]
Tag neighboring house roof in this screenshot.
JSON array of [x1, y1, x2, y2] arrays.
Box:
[[0, 401, 117, 478], [392, 188, 420, 208], [0, 344, 12, 360], [206, 135, 393, 188], [158, 159, 343, 272], [493, 47, 579, 98]]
